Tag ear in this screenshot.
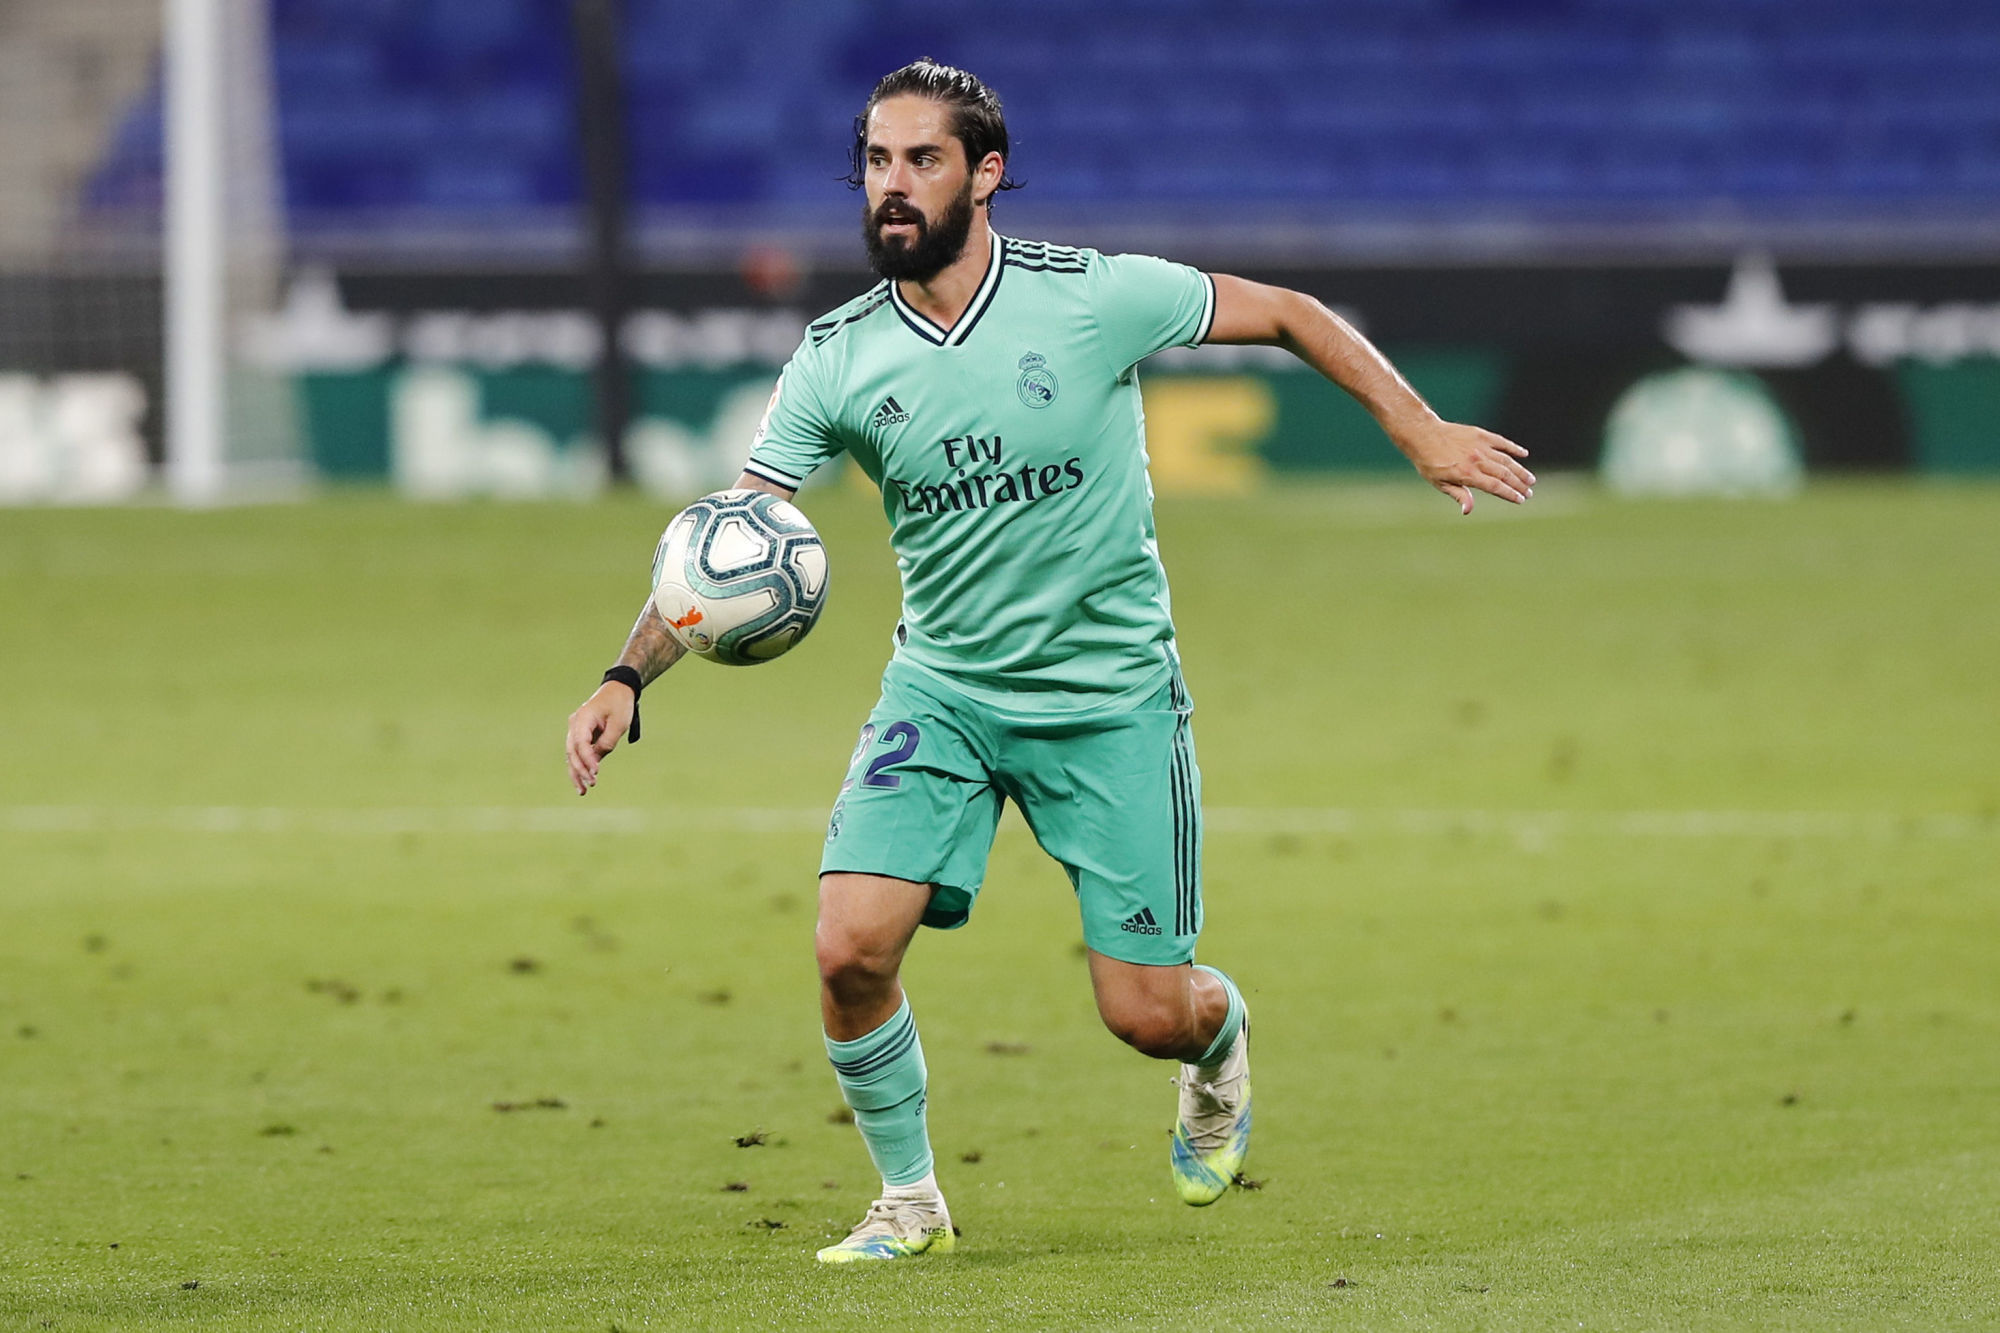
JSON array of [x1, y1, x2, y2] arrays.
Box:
[[971, 150, 1006, 207]]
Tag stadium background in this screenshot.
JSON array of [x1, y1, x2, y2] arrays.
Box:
[[4, 0, 1999, 498], [4, 4, 1999, 1329]]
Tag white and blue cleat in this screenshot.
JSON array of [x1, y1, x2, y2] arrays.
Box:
[[1170, 1019, 1252, 1206]]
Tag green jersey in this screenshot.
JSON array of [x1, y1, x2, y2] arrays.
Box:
[[745, 234, 1216, 714]]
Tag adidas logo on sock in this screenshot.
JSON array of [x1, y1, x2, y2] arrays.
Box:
[[1120, 907, 1164, 936], [871, 396, 912, 429]]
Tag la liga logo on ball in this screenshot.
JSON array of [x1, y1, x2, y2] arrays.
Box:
[[651, 489, 829, 665]]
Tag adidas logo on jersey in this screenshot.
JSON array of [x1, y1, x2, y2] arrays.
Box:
[[1120, 907, 1164, 936], [871, 396, 912, 429]]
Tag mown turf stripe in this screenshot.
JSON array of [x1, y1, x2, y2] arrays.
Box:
[[4, 805, 1993, 839]]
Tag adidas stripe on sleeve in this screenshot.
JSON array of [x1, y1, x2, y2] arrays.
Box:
[[745, 350, 845, 491]]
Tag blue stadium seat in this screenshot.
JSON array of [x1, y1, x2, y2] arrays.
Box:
[[80, 0, 2000, 232]]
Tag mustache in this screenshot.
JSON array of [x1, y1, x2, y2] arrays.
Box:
[[872, 201, 926, 228], [861, 182, 971, 282]]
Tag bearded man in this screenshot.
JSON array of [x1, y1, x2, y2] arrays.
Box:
[[566, 58, 1532, 1263]]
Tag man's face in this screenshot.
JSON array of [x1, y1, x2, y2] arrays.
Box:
[[860, 94, 978, 282]]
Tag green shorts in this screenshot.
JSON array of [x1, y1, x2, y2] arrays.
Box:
[[820, 657, 1203, 966]]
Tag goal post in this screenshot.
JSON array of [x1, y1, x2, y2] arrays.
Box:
[[164, 0, 222, 504], [163, 0, 301, 505]]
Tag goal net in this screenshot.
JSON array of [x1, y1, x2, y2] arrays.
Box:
[[0, 0, 301, 505]]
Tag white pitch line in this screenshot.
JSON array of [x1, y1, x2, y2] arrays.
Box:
[[0, 804, 826, 836], [0, 805, 1991, 840], [1202, 807, 1992, 840]]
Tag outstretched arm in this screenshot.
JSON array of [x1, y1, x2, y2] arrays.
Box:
[[564, 471, 797, 795], [1204, 274, 1533, 514]]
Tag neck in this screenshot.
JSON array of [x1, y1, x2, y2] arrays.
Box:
[[896, 215, 993, 329]]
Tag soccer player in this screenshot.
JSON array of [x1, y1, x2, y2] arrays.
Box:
[[565, 59, 1532, 1263]]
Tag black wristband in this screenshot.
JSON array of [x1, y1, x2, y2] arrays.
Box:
[[601, 666, 643, 743]]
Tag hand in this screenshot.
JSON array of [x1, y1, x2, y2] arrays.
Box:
[[1397, 417, 1534, 515], [566, 682, 636, 796]]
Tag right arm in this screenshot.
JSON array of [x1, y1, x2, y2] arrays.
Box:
[[564, 471, 795, 795]]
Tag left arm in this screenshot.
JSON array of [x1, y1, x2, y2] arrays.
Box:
[[1204, 274, 1533, 514]]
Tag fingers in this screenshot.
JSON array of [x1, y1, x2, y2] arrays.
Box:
[[565, 709, 611, 796], [1473, 461, 1532, 505], [566, 686, 639, 795], [1416, 424, 1533, 513], [1438, 480, 1474, 515], [1465, 436, 1533, 504], [1478, 437, 1535, 495], [566, 724, 595, 795], [1470, 424, 1530, 462]]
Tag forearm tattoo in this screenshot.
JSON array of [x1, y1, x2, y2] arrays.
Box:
[[617, 599, 685, 686]]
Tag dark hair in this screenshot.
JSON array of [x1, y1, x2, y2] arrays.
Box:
[[845, 58, 1022, 203]]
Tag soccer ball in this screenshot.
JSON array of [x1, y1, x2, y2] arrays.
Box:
[[650, 489, 829, 665]]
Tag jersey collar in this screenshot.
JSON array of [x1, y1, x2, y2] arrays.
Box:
[[887, 232, 1005, 348]]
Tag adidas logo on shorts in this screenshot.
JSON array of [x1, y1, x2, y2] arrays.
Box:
[[871, 396, 912, 429], [1120, 907, 1164, 936]]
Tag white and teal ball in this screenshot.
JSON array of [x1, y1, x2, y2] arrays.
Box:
[[650, 489, 829, 665]]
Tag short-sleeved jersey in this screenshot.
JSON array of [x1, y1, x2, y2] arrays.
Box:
[[746, 234, 1216, 715]]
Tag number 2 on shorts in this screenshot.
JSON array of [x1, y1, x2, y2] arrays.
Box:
[[860, 721, 921, 789]]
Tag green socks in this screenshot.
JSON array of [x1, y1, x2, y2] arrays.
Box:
[[825, 997, 934, 1188], [1192, 964, 1245, 1070], [827, 975, 1237, 1186]]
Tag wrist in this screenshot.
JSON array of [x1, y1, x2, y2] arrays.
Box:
[[599, 666, 643, 743], [1375, 400, 1441, 446], [601, 664, 644, 697]]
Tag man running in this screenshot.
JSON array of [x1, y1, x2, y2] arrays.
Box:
[[565, 58, 1532, 1263]]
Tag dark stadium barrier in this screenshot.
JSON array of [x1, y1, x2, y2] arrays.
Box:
[[5, 257, 1999, 500]]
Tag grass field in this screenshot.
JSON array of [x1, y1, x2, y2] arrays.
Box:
[[3, 479, 1997, 1330]]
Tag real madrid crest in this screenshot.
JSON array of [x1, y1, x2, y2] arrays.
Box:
[[1016, 351, 1059, 409]]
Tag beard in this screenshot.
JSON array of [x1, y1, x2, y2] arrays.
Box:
[[861, 181, 976, 282]]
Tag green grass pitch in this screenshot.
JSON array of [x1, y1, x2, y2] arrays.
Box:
[[2, 479, 1997, 1330]]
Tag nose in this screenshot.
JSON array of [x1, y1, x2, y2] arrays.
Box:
[[879, 157, 915, 198]]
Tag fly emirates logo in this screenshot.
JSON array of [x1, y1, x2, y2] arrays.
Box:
[[884, 432, 1085, 518]]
